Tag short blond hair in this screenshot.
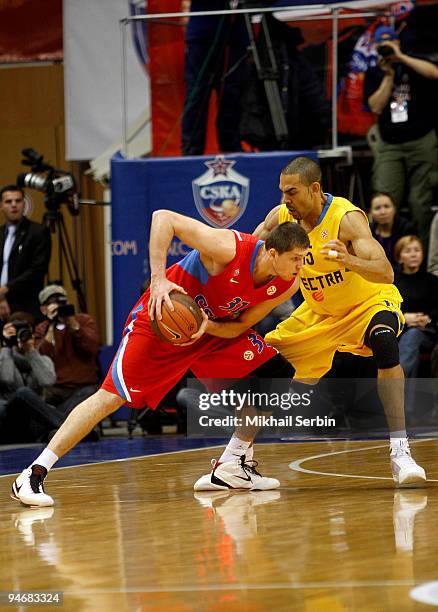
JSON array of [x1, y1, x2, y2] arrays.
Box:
[[393, 235, 423, 263]]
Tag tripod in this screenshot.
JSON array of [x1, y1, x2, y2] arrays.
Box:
[[44, 207, 88, 313], [243, 10, 289, 148]]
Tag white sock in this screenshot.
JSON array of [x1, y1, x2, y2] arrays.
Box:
[[219, 436, 251, 463], [31, 448, 59, 472], [390, 430, 407, 441], [245, 443, 254, 461]]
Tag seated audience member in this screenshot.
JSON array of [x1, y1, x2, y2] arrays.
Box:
[[427, 211, 438, 278], [0, 312, 61, 443], [370, 192, 415, 269], [35, 285, 100, 416], [394, 236, 438, 378]]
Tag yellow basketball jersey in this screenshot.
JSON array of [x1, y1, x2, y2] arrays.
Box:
[[278, 195, 402, 316]]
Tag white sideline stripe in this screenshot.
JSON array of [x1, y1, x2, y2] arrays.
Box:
[[59, 580, 418, 595], [232, 229, 242, 241], [0, 445, 224, 479], [116, 333, 132, 403], [289, 439, 438, 482]]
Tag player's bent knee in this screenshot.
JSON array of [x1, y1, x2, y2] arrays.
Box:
[[93, 388, 126, 416], [368, 326, 400, 369]]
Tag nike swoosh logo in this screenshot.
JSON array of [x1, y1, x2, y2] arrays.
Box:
[[235, 474, 252, 482], [230, 278, 239, 284], [15, 482, 22, 493], [129, 388, 142, 393]]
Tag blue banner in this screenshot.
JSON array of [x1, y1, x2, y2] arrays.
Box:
[[106, 150, 316, 384]]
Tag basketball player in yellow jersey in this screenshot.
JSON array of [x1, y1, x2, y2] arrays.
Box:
[[255, 156, 426, 486]]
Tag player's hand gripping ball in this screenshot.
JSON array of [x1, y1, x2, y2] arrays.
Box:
[[151, 291, 204, 345]]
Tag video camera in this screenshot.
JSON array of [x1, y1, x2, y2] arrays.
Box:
[[53, 295, 76, 319], [16, 148, 79, 217]]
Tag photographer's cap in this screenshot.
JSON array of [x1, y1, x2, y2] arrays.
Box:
[[374, 25, 398, 43], [39, 284, 67, 305]]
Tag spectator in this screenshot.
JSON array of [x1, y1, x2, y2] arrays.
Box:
[[35, 284, 100, 417], [181, 0, 249, 155], [0, 312, 61, 444], [394, 235, 438, 378], [369, 191, 415, 269], [365, 25, 438, 251], [427, 211, 438, 278], [0, 185, 51, 321]]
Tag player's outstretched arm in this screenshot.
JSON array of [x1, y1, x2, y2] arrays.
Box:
[[204, 280, 299, 339], [253, 205, 281, 239], [148, 210, 236, 320], [320, 210, 394, 284]]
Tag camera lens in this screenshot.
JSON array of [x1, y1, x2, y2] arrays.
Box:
[[17, 172, 48, 191], [377, 44, 394, 58]]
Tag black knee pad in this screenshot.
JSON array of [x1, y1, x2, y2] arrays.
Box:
[[364, 310, 400, 344], [366, 312, 400, 369]]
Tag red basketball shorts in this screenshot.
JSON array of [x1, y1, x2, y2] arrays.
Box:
[[101, 304, 278, 409]]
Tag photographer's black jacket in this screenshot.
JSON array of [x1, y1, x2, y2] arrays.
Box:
[[0, 217, 51, 318]]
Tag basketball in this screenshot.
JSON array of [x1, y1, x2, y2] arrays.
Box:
[[151, 291, 204, 344]]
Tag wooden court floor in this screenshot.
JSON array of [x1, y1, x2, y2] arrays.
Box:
[[1, 439, 438, 611]]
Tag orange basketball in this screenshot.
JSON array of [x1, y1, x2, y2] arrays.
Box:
[[151, 291, 204, 345]]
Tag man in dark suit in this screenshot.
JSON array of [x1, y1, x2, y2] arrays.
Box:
[[0, 185, 51, 320]]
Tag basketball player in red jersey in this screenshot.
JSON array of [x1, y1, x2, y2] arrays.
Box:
[[11, 210, 309, 507]]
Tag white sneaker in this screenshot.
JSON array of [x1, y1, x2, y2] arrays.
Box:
[[11, 465, 54, 507], [193, 455, 280, 491], [390, 440, 427, 487]]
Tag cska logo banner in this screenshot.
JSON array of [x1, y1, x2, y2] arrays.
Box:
[[192, 156, 249, 228]]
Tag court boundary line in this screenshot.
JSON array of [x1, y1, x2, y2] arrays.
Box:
[[0, 437, 372, 479], [0, 444, 225, 479], [289, 438, 438, 482]]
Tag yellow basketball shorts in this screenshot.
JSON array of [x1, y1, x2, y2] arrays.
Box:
[[265, 289, 404, 380]]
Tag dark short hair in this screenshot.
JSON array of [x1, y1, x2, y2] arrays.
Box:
[[0, 185, 24, 200], [265, 222, 310, 254], [281, 156, 322, 187], [370, 191, 396, 207]]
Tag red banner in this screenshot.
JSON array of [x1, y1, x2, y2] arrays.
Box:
[[0, 0, 62, 62]]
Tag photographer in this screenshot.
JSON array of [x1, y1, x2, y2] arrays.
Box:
[[35, 285, 100, 417], [0, 185, 51, 321], [364, 25, 438, 252], [0, 312, 61, 444]]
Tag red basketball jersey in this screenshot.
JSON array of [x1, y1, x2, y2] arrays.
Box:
[[165, 230, 293, 320], [102, 231, 293, 408]]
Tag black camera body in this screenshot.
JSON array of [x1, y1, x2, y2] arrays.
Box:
[[377, 44, 395, 58], [9, 321, 33, 346], [55, 296, 75, 319], [16, 148, 79, 217]]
